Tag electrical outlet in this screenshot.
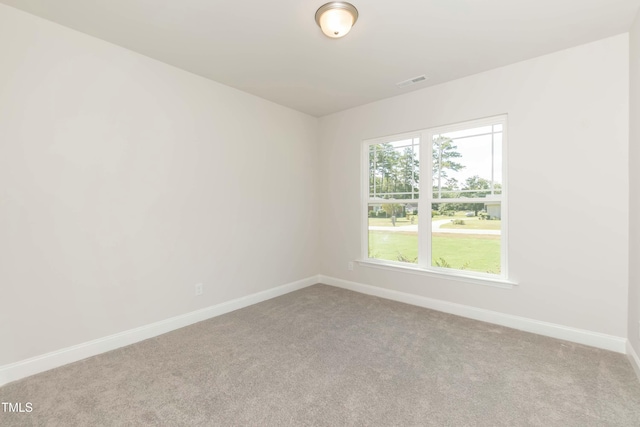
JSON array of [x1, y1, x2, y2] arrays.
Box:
[[195, 283, 203, 296], [348, 261, 354, 271]]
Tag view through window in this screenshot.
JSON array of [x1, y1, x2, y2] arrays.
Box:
[[364, 116, 506, 279]]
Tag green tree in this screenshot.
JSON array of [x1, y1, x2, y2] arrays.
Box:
[[369, 143, 398, 196], [382, 203, 403, 218], [432, 136, 464, 198], [396, 146, 420, 198], [370, 143, 419, 199], [460, 175, 490, 215]]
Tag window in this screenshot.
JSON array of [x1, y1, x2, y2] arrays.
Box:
[[362, 116, 507, 281]]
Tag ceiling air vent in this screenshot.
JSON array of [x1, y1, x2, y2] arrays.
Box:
[[396, 74, 428, 88]]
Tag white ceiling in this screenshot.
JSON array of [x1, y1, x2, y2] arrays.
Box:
[[2, 0, 639, 117]]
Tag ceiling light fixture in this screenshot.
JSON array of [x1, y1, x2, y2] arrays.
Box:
[[315, 2, 359, 39]]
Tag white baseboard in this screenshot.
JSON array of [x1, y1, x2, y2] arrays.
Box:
[[0, 275, 320, 387], [628, 341, 640, 381], [2, 274, 631, 388], [319, 275, 627, 354]]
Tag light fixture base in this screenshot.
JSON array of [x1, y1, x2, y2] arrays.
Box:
[[315, 2, 359, 39]]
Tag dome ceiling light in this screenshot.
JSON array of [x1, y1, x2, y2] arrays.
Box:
[[315, 2, 359, 39]]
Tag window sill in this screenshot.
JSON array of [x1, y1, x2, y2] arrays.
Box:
[[356, 259, 517, 289]]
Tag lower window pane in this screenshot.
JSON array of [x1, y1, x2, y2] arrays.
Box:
[[431, 202, 501, 274], [368, 203, 418, 264]]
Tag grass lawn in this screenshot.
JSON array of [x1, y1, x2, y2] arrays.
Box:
[[368, 231, 419, 263], [368, 230, 500, 274], [439, 218, 501, 230], [432, 233, 500, 273]]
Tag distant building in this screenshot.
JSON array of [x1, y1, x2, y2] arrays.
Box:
[[485, 202, 501, 219], [405, 203, 417, 214]]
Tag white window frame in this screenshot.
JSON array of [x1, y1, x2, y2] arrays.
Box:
[[360, 115, 511, 287]]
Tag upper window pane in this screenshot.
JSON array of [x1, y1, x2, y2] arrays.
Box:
[[432, 124, 502, 200], [369, 137, 419, 200]]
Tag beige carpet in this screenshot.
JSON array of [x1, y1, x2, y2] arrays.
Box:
[[1, 284, 640, 426]]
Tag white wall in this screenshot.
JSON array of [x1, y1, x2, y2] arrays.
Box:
[[0, 4, 319, 366], [629, 10, 640, 357], [319, 35, 629, 338], [0, 1, 634, 372]]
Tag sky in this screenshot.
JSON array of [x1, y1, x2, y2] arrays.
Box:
[[438, 129, 503, 186], [374, 125, 503, 192]]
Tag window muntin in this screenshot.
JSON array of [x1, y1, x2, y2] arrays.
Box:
[[363, 117, 507, 280], [432, 124, 502, 200], [365, 134, 420, 264], [368, 137, 420, 200]]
